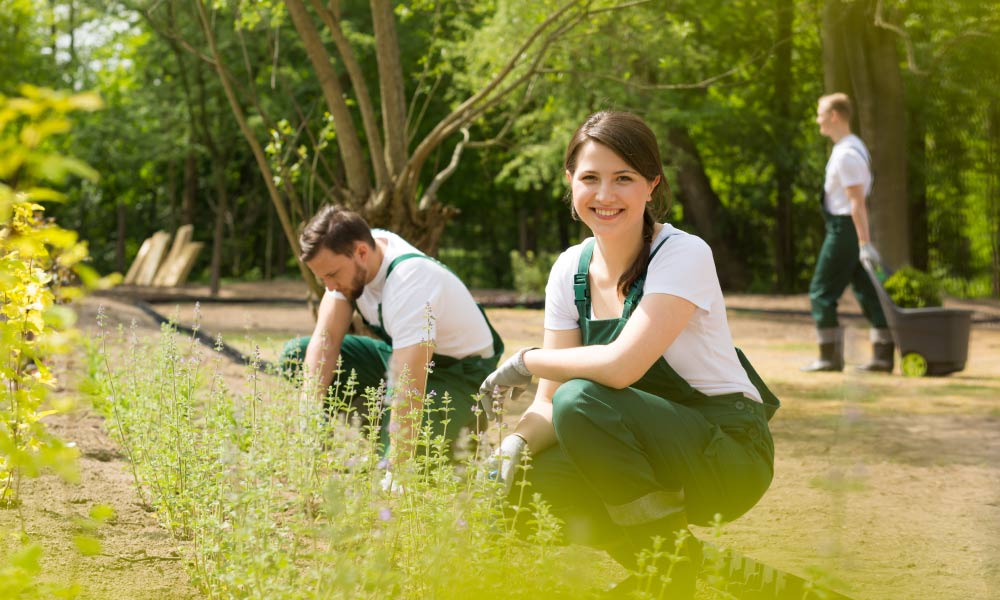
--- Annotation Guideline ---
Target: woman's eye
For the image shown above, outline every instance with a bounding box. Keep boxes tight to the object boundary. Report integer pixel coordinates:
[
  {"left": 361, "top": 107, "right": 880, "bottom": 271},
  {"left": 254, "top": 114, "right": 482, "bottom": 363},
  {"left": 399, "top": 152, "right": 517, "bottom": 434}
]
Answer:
[{"left": 617, "top": 175, "right": 633, "bottom": 182}]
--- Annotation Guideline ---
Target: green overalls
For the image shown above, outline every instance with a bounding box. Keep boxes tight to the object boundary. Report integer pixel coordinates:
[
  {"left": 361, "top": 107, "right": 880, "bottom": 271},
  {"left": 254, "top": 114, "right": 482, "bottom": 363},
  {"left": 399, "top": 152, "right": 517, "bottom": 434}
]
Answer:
[
  {"left": 809, "top": 191, "right": 887, "bottom": 329},
  {"left": 512, "top": 236, "right": 779, "bottom": 547},
  {"left": 281, "top": 253, "right": 504, "bottom": 452}
]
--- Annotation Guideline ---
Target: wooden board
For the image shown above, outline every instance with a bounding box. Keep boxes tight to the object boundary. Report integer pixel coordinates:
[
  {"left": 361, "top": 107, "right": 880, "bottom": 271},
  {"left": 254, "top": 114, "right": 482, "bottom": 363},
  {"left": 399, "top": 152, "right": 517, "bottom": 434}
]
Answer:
[
  {"left": 133, "top": 231, "right": 171, "bottom": 286},
  {"left": 153, "top": 241, "right": 204, "bottom": 287},
  {"left": 122, "top": 236, "right": 154, "bottom": 285},
  {"left": 153, "top": 225, "right": 194, "bottom": 286}
]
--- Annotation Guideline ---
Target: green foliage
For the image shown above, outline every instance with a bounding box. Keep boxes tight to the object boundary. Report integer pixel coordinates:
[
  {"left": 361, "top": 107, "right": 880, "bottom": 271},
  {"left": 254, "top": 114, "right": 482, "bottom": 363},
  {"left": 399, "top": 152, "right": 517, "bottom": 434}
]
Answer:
[
  {"left": 0, "top": 84, "right": 116, "bottom": 598},
  {"left": 884, "top": 266, "right": 942, "bottom": 308},
  {"left": 509, "top": 250, "right": 557, "bottom": 298},
  {"left": 92, "top": 319, "right": 610, "bottom": 598},
  {"left": 0, "top": 84, "right": 112, "bottom": 505},
  {"left": 6, "top": 0, "right": 998, "bottom": 295}
]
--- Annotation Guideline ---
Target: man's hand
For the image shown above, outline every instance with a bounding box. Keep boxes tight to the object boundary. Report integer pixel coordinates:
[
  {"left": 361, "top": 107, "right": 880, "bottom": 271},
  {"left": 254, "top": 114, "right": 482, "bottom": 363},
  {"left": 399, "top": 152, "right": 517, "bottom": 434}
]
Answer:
[
  {"left": 478, "top": 347, "right": 536, "bottom": 420},
  {"left": 859, "top": 242, "right": 882, "bottom": 267},
  {"left": 487, "top": 433, "right": 528, "bottom": 496}
]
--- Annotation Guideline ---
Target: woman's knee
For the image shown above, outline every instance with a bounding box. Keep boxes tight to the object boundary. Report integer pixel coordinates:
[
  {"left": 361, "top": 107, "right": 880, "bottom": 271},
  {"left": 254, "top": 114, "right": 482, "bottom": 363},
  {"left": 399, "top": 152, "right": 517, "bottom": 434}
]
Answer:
[{"left": 551, "top": 378, "right": 613, "bottom": 428}]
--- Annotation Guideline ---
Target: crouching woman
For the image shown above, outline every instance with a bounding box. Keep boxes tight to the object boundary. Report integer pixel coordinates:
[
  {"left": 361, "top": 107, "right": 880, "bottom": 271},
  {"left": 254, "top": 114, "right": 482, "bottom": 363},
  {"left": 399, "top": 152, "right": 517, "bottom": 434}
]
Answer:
[{"left": 480, "top": 111, "right": 779, "bottom": 597}]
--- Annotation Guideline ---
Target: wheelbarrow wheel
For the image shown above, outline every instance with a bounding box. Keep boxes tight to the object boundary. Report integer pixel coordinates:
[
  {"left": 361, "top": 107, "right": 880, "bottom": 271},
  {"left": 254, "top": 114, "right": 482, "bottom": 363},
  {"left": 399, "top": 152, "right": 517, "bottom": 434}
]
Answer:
[{"left": 901, "top": 352, "right": 928, "bottom": 377}]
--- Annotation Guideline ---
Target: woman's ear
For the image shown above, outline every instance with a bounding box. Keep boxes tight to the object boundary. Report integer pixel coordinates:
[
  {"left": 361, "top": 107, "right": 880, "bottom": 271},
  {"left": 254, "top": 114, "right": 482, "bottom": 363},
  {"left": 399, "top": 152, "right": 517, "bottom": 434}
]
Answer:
[
  {"left": 648, "top": 175, "right": 661, "bottom": 198},
  {"left": 565, "top": 169, "right": 573, "bottom": 184}
]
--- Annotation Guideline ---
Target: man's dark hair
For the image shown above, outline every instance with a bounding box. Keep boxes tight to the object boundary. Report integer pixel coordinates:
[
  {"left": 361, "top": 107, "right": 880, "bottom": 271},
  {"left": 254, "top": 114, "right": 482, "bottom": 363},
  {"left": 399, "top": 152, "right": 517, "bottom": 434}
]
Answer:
[{"left": 299, "top": 205, "right": 375, "bottom": 262}]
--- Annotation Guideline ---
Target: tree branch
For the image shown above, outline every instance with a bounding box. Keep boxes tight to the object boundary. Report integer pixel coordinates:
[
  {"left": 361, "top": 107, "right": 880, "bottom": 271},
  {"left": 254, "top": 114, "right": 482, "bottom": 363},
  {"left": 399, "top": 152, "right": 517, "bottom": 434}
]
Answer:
[
  {"left": 418, "top": 127, "right": 470, "bottom": 211},
  {"left": 192, "top": 0, "right": 324, "bottom": 303},
  {"left": 873, "top": 0, "right": 992, "bottom": 76},
  {"left": 402, "top": 0, "right": 593, "bottom": 207}
]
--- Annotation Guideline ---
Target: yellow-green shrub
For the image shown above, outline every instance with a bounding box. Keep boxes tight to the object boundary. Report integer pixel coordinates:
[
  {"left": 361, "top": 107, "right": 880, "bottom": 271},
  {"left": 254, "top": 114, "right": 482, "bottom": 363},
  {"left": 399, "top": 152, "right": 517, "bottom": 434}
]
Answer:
[{"left": 1, "top": 85, "right": 116, "bottom": 599}]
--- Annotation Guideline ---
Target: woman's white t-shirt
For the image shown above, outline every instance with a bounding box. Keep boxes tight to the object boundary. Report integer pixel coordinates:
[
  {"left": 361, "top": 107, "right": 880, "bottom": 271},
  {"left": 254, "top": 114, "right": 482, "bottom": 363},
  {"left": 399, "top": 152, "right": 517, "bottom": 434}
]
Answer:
[{"left": 544, "top": 224, "right": 761, "bottom": 402}]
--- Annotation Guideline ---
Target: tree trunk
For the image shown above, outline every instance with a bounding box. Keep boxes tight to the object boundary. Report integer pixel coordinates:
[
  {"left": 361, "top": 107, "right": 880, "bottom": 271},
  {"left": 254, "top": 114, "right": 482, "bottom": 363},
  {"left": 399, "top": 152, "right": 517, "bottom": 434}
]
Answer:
[
  {"left": 989, "top": 100, "right": 1000, "bottom": 297},
  {"left": 182, "top": 148, "right": 197, "bottom": 226},
  {"left": 667, "top": 126, "right": 749, "bottom": 290},
  {"left": 906, "top": 86, "right": 928, "bottom": 270},
  {"left": 209, "top": 163, "right": 227, "bottom": 296},
  {"left": 265, "top": 201, "right": 273, "bottom": 281},
  {"left": 283, "top": 0, "right": 370, "bottom": 203},
  {"left": 823, "top": 0, "right": 910, "bottom": 269},
  {"left": 370, "top": 0, "right": 408, "bottom": 174},
  {"left": 116, "top": 199, "right": 127, "bottom": 273},
  {"left": 772, "top": 0, "right": 796, "bottom": 291},
  {"left": 166, "top": 158, "right": 178, "bottom": 232}
]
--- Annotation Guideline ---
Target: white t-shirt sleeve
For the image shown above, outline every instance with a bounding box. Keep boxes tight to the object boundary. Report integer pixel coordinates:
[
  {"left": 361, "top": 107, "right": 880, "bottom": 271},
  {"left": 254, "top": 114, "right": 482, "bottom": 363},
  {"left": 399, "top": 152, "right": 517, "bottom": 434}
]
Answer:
[
  {"left": 380, "top": 261, "right": 440, "bottom": 349},
  {"left": 544, "top": 246, "right": 583, "bottom": 330},
  {"left": 837, "top": 148, "right": 870, "bottom": 189},
  {"left": 643, "top": 234, "right": 718, "bottom": 313}
]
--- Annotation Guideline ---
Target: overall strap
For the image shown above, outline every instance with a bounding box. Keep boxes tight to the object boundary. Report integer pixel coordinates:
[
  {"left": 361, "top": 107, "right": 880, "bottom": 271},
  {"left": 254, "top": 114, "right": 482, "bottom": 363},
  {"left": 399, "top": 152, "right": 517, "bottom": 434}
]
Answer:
[
  {"left": 377, "top": 252, "right": 436, "bottom": 330},
  {"left": 386, "top": 252, "right": 430, "bottom": 278},
  {"left": 846, "top": 144, "right": 874, "bottom": 198},
  {"left": 574, "top": 240, "right": 596, "bottom": 323},
  {"left": 621, "top": 233, "right": 676, "bottom": 319},
  {"left": 574, "top": 233, "right": 677, "bottom": 321}
]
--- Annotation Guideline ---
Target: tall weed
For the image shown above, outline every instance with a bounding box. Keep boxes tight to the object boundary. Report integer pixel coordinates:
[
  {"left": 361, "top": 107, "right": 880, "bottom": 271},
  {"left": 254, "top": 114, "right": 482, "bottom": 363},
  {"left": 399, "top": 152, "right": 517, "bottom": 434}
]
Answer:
[{"left": 93, "top": 318, "right": 605, "bottom": 599}]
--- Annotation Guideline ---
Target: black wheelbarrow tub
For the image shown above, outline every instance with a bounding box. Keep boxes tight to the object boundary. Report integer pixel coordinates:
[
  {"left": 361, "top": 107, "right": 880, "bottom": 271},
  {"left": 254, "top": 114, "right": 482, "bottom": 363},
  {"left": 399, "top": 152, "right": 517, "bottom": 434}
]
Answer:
[{"left": 862, "top": 260, "right": 973, "bottom": 376}]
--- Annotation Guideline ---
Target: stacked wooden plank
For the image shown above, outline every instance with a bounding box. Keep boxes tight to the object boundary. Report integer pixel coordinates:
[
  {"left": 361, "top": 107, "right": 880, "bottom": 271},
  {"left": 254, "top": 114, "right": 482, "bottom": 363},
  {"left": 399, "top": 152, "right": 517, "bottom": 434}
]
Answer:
[{"left": 123, "top": 225, "right": 204, "bottom": 287}]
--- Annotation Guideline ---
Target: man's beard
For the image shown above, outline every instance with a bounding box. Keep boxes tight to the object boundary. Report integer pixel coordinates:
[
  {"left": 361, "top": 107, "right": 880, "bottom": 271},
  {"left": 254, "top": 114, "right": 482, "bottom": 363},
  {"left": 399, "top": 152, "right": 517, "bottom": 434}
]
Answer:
[{"left": 346, "top": 261, "right": 368, "bottom": 301}]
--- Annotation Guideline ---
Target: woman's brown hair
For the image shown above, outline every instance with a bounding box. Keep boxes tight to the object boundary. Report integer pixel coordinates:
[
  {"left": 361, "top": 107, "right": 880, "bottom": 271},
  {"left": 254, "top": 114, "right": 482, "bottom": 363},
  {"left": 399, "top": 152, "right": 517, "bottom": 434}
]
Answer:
[{"left": 564, "top": 111, "right": 671, "bottom": 296}]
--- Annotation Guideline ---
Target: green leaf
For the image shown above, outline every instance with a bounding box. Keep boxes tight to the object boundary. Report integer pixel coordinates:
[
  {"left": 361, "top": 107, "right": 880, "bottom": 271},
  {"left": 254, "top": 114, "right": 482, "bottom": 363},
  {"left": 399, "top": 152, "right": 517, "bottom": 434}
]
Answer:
[
  {"left": 90, "top": 504, "right": 116, "bottom": 524},
  {"left": 73, "top": 535, "right": 103, "bottom": 557}
]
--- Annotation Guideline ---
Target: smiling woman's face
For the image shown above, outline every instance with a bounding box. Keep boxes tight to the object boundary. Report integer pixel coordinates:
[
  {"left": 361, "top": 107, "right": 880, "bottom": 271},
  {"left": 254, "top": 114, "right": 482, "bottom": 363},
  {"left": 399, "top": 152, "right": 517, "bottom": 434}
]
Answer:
[{"left": 567, "top": 140, "right": 657, "bottom": 240}]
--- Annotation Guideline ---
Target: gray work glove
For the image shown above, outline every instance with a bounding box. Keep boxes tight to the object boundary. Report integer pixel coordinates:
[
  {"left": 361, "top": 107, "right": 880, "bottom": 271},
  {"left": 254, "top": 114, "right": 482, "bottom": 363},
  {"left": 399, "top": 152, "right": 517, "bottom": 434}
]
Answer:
[
  {"left": 859, "top": 242, "right": 882, "bottom": 267},
  {"left": 478, "top": 347, "right": 537, "bottom": 421},
  {"left": 380, "top": 469, "right": 404, "bottom": 495},
  {"left": 487, "top": 433, "right": 528, "bottom": 496}
]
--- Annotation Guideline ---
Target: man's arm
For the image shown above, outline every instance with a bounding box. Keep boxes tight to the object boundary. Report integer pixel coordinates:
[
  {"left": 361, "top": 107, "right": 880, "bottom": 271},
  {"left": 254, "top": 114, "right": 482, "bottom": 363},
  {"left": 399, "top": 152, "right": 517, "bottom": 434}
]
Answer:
[
  {"left": 301, "top": 292, "right": 353, "bottom": 405},
  {"left": 385, "top": 341, "right": 433, "bottom": 466},
  {"left": 847, "top": 183, "right": 872, "bottom": 246}
]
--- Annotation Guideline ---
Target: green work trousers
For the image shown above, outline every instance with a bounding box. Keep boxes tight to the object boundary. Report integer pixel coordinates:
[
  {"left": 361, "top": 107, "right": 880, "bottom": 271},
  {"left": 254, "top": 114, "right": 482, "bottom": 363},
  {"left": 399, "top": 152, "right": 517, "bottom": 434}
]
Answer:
[
  {"left": 510, "top": 379, "right": 774, "bottom": 546},
  {"left": 280, "top": 334, "right": 487, "bottom": 451},
  {"left": 809, "top": 214, "right": 887, "bottom": 329}
]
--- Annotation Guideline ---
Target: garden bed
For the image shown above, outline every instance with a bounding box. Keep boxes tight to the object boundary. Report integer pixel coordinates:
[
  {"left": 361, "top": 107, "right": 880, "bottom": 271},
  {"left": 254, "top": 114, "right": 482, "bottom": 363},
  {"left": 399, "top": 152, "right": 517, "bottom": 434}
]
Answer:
[{"left": 5, "top": 289, "right": 999, "bottom": 599}]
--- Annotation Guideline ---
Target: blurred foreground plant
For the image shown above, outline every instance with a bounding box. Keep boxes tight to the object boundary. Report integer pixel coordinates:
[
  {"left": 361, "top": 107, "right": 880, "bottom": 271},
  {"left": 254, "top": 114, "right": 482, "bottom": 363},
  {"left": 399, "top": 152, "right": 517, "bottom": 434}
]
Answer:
[{"left": 1, "top": 85, "right": 117, "bottom": 598}]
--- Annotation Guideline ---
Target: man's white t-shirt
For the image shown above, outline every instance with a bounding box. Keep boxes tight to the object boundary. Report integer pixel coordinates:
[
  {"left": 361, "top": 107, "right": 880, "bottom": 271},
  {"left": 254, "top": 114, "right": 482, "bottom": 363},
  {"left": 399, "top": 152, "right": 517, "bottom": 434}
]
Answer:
[
  {"left": 330, "top": 230, "right": 494, "bottom": 358},
  {"left": 544, "top": 224, "right": 761, "bottom": 402},
  {"left": 824, "top": 133, "right": 872, "bottom": 216}
]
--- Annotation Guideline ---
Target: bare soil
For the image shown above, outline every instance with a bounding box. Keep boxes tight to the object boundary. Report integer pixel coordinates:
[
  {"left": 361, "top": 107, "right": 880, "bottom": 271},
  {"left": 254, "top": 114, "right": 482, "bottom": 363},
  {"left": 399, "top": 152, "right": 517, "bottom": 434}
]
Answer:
[{"left": 4, "top": 281, "right": 999, "bottom": 599}]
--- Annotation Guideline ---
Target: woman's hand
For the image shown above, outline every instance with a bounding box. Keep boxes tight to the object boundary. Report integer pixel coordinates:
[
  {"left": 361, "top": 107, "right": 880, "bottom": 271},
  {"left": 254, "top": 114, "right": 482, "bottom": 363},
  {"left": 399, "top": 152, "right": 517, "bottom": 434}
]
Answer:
[
  {"left": 487, "top": 433, "right": 528, "bottom": 495},
  {"left": 478, "top": 347, "right": 537, "bottom": 420}
]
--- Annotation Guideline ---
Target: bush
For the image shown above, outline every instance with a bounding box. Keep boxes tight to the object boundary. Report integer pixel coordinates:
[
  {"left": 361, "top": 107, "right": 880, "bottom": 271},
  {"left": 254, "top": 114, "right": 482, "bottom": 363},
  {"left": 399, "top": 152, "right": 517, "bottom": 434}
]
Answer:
[
  {"left": 509, "top": 250, "right": 557, "bottom": 298},
  {"left": 1, "top": 85, "right": 116, "bottom": 599},
  {"left": 884, "top": 266, "right": 942, "bottom": 308}
]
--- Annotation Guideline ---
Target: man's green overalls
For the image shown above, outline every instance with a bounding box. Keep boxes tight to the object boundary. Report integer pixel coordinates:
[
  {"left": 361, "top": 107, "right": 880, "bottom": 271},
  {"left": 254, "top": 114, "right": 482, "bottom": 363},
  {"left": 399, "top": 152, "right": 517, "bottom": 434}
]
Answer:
[
  {"left": 281, "top": 253, "right": 504, "bottom": 452},
  {"left": 510, "top": 235, "right": 779, "bottom": 548}
]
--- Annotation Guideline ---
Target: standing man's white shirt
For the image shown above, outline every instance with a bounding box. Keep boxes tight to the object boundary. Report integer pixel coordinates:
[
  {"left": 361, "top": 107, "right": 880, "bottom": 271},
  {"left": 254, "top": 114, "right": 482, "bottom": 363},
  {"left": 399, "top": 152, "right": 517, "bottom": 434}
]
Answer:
[
  {"left": 544, "top": 224, "right": 761, "bottom": 402},
  {"left": 328, "top": 229, "right": 493, "bottom": 359},
  {"left": 823, "top": 133, "right": 872, "bottom": 216}
]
